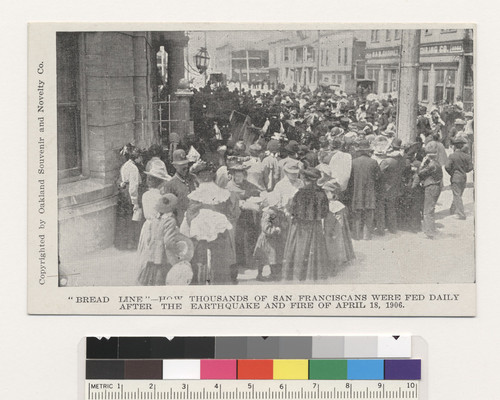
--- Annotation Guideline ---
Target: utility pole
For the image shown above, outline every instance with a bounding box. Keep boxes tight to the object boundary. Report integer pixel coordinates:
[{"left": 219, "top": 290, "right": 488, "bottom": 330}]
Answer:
[
  {"left": 396, "top": 29, "right": 421, "bottom": 144},
  {"left": 317, "top": 30, "right": 321, "bottom": 89}
]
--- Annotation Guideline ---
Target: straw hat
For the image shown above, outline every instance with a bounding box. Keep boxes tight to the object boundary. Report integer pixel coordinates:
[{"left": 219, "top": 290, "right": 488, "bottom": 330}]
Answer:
[{"left": 145, "top": 160, "right": 170, "bottom": 180}]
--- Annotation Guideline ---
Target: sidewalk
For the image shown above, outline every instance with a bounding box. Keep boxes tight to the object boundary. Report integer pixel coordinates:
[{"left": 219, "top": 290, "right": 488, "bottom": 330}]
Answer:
[{"left": 61, "top": 181, "right": 475, "bottom": 287}]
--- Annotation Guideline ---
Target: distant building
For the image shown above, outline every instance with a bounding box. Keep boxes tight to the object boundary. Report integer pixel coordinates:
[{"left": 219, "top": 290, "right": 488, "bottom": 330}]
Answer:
[
  {"left": 213, "top": 42, "right": 269, "bottom": 85},
  {"left": 268, "top": 32, "right": 318, "bottom": 90},
  {"left": 268, "top": 30, "right": 367, "bottom": 94},
  {"left": 365, "top": 28, "right": 474, "bottom": 110},
  {"left": 318, "top": 30, "right": 367, "bottom": 94}
]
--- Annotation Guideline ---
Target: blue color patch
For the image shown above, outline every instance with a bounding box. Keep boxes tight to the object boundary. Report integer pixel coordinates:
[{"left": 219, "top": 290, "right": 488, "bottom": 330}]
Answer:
[{"left": 347, "top": 359, "right": 384, "bottom": 380}]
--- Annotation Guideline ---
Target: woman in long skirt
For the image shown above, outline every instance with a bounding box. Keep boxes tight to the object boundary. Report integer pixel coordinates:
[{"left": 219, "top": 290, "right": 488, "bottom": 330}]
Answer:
[
  {"left": 283, "top": 167, "right": 329, "bottom": 281},
  {"left": 322, "top": 181, "right": 356, "bottom": 275}
]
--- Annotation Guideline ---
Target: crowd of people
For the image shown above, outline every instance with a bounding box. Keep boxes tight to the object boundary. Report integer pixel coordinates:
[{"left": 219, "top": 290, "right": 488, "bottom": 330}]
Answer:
[{"left": 114, "top": 85, "right": 474, "bottom": 286}]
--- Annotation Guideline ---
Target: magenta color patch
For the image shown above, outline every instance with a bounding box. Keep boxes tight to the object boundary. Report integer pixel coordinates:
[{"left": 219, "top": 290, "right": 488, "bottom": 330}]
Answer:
[{"left": 200, "top": 359, "right": 237, "bottom": 379}]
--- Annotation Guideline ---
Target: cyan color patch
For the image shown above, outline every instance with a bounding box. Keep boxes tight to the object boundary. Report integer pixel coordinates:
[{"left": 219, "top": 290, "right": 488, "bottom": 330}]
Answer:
[{"left": 347, "top": 359, "right": 384, "bottom": 380}]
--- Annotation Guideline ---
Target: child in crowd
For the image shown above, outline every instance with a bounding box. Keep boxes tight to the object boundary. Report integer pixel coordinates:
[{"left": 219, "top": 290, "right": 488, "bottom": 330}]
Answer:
[{"left": 253, "top": 192, "right": 287, "bottom": 281}]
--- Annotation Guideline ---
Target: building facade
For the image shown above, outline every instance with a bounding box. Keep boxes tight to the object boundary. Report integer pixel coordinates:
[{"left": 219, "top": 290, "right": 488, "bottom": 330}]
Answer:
[
  {"left": 57, "top": 31, "right": 189, "bottom": 262},
  {"left": 365, "top": 28, "right": 474, "bottom": 110},
  {"left": 318, "top": 30, "right": 367, "bottom": 94},
  {"left": 213, "top": 43, "right": 269, "bottom": 84}
]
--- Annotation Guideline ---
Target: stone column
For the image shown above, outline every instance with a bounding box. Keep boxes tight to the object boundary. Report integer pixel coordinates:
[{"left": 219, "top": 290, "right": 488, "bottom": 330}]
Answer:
[
  {"left": 170, "top": 89, "right": 193, "bottom": 144},
  {"left": 165, "top": 34, "right": 189, "bottom": 95}
]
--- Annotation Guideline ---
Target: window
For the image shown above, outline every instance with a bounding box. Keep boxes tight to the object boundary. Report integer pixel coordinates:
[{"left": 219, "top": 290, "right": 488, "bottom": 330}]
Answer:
[
  {"left": 338, "top": 48, "right": 342, "bottom": 64},
  {"left": 344, "top": 48, "right": 348, "bottom": 65},
  {"left": 386, "top": 30, "right": 391, "bottom": 41},
  {"left": 368, "top": 69, "right": 379, "bottom": 94},
  {"left": 422, "top": 70, "right": 429, "bottom": 101},
  {"left": 57, "top": 32, "right": 84, "bottom": 179},
  {"left": 371, "top": 30, "right": 379, "bottom": 42},
  {"left": 434, "top": 68, "right": 456, "bottom": 103},
  {"left": 394, "top": 30, "right": 401, "bottom": 40},
  {"left": 383, "top": 70, "right": 390, "bottom": 93},
  {"left": 284, "top": 47, "right": 289, "bottom": 62},
  {"left": 325, "top": 50, "right": 329, "bottom": 66},
  {"left": 390, "top": 70, "right": 398, "bottom": 92}
]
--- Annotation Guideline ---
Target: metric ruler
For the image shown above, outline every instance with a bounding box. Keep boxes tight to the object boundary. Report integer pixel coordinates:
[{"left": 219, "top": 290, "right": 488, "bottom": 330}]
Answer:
[
  {"left": 85, "top": 380, "right": 420, "bottom": 399},
  {"left": 81, "top": 336, "right": 426, "bottom": 400}
]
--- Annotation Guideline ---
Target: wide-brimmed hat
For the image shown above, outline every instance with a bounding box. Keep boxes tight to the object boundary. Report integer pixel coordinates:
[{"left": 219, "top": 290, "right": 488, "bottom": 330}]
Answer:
[
  {"left": 145, "top": 159, "right": 170, "bottom": 180},
  {"left": 285, "top": 140, "right": 300, "bottom": 153},
  {"left": 227, "top": 159, "right": 250, "bottom": 172},
  {"left": 357, "top": 139, "right": 372, "bottom": 151},
  {"left": 302, "top": 167, "right": 322, "bottom": 181},
  {"left": 465, "top": 112, "right": 474, "bottom": 118},
  {"left": 283, "top": 164, "right": 300, "bottom": 174},
  {"left": 454, "top": 118, "right": 466, "bottom": 125},
  {"left": 172, "top": 149, "right": 189, "bottom": 165},
  {"left": 190, "top": 160, "right": 217, "bottom": 175},
  {"left": 154, "top": 194, "right": 178, "bottom": 214},
  {"left": 249, "top": 143, "right": 262, "bottom": 153}
]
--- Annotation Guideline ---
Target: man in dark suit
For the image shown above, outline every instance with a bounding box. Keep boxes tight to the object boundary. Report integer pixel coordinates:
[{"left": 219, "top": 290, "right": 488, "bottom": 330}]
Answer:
[
  {"left": 350, "top": 139, "right": 381, "bottom": 240},
  {"left": 375, "top": 138, "right": 406, "bottom": 235},
  {"left": 445, "top": 137, "right": 473, "bottom": 220}
]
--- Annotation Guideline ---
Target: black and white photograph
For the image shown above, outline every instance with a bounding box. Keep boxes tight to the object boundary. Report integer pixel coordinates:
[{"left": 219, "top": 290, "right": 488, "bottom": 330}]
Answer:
[
  {"left": 55, "top": 28, "right": 475, "bottom": 286},
  {"left": 27, "top": 23, "right": 476, "bottom": 315}
]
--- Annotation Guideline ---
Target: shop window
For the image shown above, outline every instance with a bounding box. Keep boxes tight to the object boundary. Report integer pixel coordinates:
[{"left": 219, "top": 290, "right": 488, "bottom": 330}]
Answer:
[{"left": 57, "top": 32, "right": 84, "bottom": 180}]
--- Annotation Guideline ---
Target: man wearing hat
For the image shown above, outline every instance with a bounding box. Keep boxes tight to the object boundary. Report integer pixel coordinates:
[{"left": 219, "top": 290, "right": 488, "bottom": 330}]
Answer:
[
  {"left": 445, "top": 137, "right": 473, "bottom": 220},
  {"left": 375, "top": 138, "right": 405, "bottom": 235},
  {"left": 277, "top": 140, "right": 304, "bottom": 181},
  {"left": 159, "top": 149, "right": 197, "bottom": 226},
  {"left": 418, "top": 142, "right": 443, "bottom": 239},
  {"left": 449, "top": 118, "right": 467, "bottom": 144},
  {"left": 350, "top": 139, "right": 381, "bottom": 240}
]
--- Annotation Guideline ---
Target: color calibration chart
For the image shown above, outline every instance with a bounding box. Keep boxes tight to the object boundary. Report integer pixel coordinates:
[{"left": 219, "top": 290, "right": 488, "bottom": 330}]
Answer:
[{"left": 84, "top": 336, "right": 426, "bottom": 400}]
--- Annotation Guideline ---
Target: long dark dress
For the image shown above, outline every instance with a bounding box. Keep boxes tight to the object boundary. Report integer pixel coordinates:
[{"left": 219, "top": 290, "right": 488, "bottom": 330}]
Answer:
[
  {"left": 324, "top": 203, "right": 356, "bottom": 274},
  {"left": 283, "top": 184, "right": 330, "bottom": 281}
]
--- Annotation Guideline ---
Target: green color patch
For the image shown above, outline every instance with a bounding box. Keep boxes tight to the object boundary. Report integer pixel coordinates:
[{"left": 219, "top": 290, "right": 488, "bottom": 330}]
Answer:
[{"left": 309, "top": 360, "right": 348, "bottom": 380}]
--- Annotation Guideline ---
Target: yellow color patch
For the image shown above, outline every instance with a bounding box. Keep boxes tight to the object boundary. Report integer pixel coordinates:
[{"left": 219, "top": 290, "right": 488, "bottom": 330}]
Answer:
[{"left": 273, "top": 359, "right": 309, "bottom": 380}]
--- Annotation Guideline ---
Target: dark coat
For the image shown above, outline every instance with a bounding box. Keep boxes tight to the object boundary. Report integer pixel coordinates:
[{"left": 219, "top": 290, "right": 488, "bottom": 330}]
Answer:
[
  {"left": 379, "top": 153, "right": 405, "bottom": 199},
  {"left": 351, "top": 154, "right": 381, "bottom": 210},
  {"left": 445, "top": 150, "right": 473, "bottom": 183}
]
